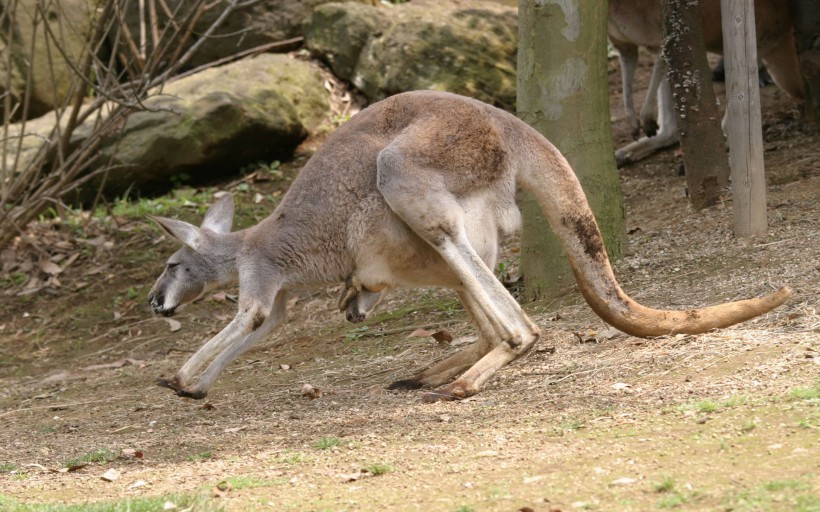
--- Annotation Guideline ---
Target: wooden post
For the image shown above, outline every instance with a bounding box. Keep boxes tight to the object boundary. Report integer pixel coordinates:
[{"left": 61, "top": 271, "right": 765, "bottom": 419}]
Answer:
[{"left": 721, "top": 0, "right": 767, "bottom": 237}]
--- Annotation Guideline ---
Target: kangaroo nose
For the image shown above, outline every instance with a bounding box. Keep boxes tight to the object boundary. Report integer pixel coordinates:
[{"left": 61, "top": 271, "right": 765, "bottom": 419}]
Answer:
[{"left": 148, "top": 292, "right": 164, "bottom": 309}]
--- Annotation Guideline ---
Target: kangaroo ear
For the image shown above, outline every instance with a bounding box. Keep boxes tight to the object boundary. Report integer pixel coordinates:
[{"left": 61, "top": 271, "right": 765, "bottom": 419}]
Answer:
[
  {"left": 148, "top": 215, "right": 202, "bottom": 250},
  {"left": 201, "top": 194, "right": 234, "bottom": 234}
]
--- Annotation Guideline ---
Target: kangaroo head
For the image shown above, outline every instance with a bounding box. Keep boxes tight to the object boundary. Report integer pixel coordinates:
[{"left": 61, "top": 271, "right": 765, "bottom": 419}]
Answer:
[{"left": 147, "top": 195, "right": 237, "bottom": 317}]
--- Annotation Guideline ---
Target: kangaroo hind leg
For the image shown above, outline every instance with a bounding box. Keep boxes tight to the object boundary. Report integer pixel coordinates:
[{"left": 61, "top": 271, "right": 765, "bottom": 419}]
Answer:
[{"left": 377, "top": 146, "right": 540, "bottom": 400}]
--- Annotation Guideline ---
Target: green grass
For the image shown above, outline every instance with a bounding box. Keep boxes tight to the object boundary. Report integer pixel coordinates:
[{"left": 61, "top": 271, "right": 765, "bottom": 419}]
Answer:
[
  {"left": 694, "top": 399, "right": 718, "bottom": 413},
  {"left": 0, "top": 494, "right": 221, "bottom": 512},
  {"left": 788, "top": 382, "right": 820, "bottom": 401},
  {"left": 365, "top": 463, "right": 392, "bottom": 476},
  {"left": 312, "top": 436, "right": 342, "bottom": 450},
  {"left": 656, "top": 493, "right": 686, "bottom": 509},
  {"left": 186, "top": 451, "right": 213, "bottom": 462},
  {"left": 273, "top": 451, "right": 306, "bottom": 464},
  {"left": 653, "top": 476, "right": 676, "bottom": 493},
  {"left": 62, "top": 448, "right": 116, "bottom": 468},
  {"left": 215, "top": 475, "right": 286, "bottom": 490}
]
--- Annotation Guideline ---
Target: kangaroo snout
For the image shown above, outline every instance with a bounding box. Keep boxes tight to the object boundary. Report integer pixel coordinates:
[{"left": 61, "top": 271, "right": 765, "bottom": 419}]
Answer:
[{"left": 148, "top": 292, "right": 176, "bottom": 317}]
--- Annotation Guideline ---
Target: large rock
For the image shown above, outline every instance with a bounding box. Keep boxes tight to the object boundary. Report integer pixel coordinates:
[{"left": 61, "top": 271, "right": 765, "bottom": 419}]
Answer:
[
  {"left": 6, "top": 54, "right": 328, "bottom": 201},
  {"left": 115, "top": 0, "right": 380, "bottom": 71},
  {"left": 0, "top": 0, "right": 95, "bottom": 120},
  {"left": 304, "top": 0, "right": 518, "bottom": 110}
]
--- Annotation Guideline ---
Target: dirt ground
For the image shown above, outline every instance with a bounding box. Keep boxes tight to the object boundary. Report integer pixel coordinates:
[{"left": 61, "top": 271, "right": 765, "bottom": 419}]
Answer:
[{"left": 0, "top": 52, "right": 818, "bottom": 512}]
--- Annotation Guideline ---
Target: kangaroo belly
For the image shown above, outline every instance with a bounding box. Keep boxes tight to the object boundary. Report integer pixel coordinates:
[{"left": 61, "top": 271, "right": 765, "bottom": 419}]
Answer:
[{"left": 347, "top": 192, "right": 518, "bottom": 290}]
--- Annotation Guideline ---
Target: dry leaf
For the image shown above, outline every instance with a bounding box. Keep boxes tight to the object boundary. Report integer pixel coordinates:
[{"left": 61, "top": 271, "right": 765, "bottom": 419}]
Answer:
[
  {"left": 610, "top": 477, "right": 637, "bottom": 486},
  {"left": 82, "top": 358, "right": 144, "bottom": 372},
  {"left": 253, "top": 193, "right": 264, "bottom": 204},
  {"left": 101, "top": 468, "right": 121, "bottom": 481},
  {"left": 120, "top": 448, "right": 143, "bottom": 459},
  {"left": 431, "top": 330, "right": 453, "bottom": 343},
  {"left": 408, "top": 328, "right": 433, "bottom": 338},
  {"left": 164, "top": 318, "right": 182, "bottom": 332},
  {"left": 129, "top": 480, "right": 147, "bottom": 489},
  {"left": 611, "top": 382, "right": 631, "bottom": 391},
  {"left": 279, "top": 364, "right": 290, "bottom": 370},
  {"left": 39, "top": 260, "right": 63, "bottom": 275},
  {"left": 224, "top": 426, "right": 246, "bottom": 434},
  {"left": 201, "top": 403, "right": 215, "bottom": 410},
  {"left": 301, "top": 383, "right": 322, "bottom": 400}
]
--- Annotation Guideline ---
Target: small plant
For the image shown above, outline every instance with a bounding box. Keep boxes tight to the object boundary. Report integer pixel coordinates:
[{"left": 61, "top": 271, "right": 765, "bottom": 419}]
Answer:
[
  {"left": 738, "top": 420, "right": 757, "bottom": 433},
  {"left": 560, "top": 418, "right": 584, "bottom": 431},
  {"left": 788, "top": 382, "right": 820, "bottom": 401},
  {"left": 187, "top": 451, "right": 213, "bottom": 462},
  {"left": 454, "top": 506, "right": 474, "bottom": 512},
  {"left": 312, "top": 437, "right": 342, "bottom": 450},
  {"left": 344, "top": 326, "right": 370, "bottom": 341},
  {"left": 365, "top": 463, "right": 392, "bottom": 476},
  {"left": 0, "top": 463, "right": 17, "bottom": 473},
  {"left": 218, "top": 475, "right": 282, "bottom": 490},
  {"left": 63, "top": 448, "right": 116, "bottom": 467},
  {"left": 656, "top": 493, "right": 686, "bottom": 509},
  {"left": 695, "top": 399, "right": 718, "bottom": 413},
  {"left": 653, "top": 476, "right": 676, "bottom": 493},
  {"left": 274, "top": 451, "right": 306, "bottom": 464}
]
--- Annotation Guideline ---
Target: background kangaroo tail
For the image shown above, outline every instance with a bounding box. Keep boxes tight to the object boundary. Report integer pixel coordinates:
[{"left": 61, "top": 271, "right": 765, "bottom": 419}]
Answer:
[{"left": 514, "top": 129, "right": 791, "bottom": 337}]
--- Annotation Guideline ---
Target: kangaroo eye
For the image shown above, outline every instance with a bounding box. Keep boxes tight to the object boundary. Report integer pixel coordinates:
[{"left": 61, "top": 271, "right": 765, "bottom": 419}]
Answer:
[{"left": 167, "top": 262, "right": 179, "bottom": 270}]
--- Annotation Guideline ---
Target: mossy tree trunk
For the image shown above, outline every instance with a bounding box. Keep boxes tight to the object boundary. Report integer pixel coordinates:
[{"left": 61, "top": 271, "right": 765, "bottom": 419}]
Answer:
[
  {"left": 517, "top": 0, "right": 625, "bottom": 301},
  {"left": 662, "top": 0, "right": 730, "bottom": 210}
]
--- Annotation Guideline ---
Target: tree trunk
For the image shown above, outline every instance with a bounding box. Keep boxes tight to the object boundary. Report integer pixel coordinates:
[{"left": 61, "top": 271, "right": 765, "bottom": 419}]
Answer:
[
  {"left": 789, "top": 0, "right": 820, "bottom": 123},
  {"left": 517, "top": 0, "right": 624, "bottom": 301},
  {"left": 661, "top": 0, "right": 731, "bottom": 210},
  {"left": 721, "top": 0, "right": 767, "bottom": 237}
]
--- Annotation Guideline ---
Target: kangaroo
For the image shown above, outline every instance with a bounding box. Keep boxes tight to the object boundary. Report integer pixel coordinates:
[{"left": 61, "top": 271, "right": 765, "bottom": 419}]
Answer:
[
  {"left": 147, "top": 90, "right": 791, "bottom": 401},
  {"left": 608, "top": 0, "right": 804, "bottom": 166}
]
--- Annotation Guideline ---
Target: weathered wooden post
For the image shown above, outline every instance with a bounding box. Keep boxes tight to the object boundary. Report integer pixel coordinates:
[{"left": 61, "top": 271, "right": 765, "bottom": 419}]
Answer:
[{"left": 720, "top": 0, "right": 767, "bottom": 237}]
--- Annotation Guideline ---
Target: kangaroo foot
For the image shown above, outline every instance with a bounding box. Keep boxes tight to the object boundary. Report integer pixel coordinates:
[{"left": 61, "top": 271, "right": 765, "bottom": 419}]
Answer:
[
  {"left": 157, "top": 376, "right": 207, "bottom": 399},
  {"left": 420, "top": 382, "right": 476, "bottom": 403}
]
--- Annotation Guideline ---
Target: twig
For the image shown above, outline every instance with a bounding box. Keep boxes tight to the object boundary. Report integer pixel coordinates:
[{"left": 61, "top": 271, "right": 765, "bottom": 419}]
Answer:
[{"left": 357, "top": 319, "right": 462, "bottom": 338}]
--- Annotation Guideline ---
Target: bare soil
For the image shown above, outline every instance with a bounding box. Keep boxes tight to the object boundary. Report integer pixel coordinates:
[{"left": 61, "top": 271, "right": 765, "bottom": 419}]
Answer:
[{"left": 1, "top": 54, "right": 818, "bottom": 511}]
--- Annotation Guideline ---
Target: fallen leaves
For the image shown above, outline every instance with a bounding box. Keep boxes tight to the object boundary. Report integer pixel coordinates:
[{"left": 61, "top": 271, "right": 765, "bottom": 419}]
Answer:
[
  {"left": 408, "top": 328, "right": 454, "bottom": 344},
  {"left": 301, "top": 383, "right": 322, "bottom": 400},
  {"left": 164, "top": 318, "right": 182, "bottom": 332}
]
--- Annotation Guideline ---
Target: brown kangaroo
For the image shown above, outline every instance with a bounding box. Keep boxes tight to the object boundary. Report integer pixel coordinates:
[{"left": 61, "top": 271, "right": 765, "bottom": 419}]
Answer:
[
  {"left": 608, "top": 0, "right": 804, "bottom": 166},
  {"left": 147, "top": 91, "right": 791, "bottom": 401}
]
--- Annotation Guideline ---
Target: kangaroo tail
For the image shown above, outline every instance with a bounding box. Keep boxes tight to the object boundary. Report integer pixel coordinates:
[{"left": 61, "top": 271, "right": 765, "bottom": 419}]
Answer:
[{"left": 515, "top": 129, "right": 791, "bottom": 337}]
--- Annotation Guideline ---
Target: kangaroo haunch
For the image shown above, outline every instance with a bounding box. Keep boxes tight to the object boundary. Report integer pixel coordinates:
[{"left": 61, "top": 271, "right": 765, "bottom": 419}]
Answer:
[{"left": 147, "top": 90, "right": 791, "bottom": 401}]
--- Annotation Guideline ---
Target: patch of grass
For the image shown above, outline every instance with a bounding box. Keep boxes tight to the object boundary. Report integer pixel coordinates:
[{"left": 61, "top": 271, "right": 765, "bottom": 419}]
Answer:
[
  {"left": 656, "top": 493, "right": 686, "bottom": 509},
  {"left": 312, "top": 436, "right": 342, "bottom": 450},
  {"left": 720, "top": 394, "right": 749, "bottom": 408},
  {"left": 695, "top": 399, "right": 718, "bottom": 413},
  {"left": 365, "top": 463, "right": 392, "bottom": 476},
  {"left": 560, "top": 419, "right": 584, "bottom": 431},
  {"left": 186, "top": 451, "right": 213, "bottom": 462},
  {"left": 762, "top": 479, "right": 810, "bottom": 492},
  {"left": 725, "top": 478, "right": 817, "bottom": 511},
  {"left": 273, "top": 451, "right": 306, "bottom": 464},
  {"left": 217, "top": 475, "right": 285, "bottom": 490},
  {"left": 653, "top": 476, "right": 676, "bottom": 493},
  {"left": 454, "top": 506, "right": 474, "bottom": 512},
  {"left": 738, "top": 420, "right": 757, "bottom": 433},
  {"left": 0, "top": 463, "right": 18, "bottom": 473},
  {"left": 62, "top": 448, "right": 116, "bottom": 468},
  {"left": 788, "top": 382, "right": 820, "bottom": 401},
  {"left": 0, "top": 493, "right": 221, "bottom": 512}
]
